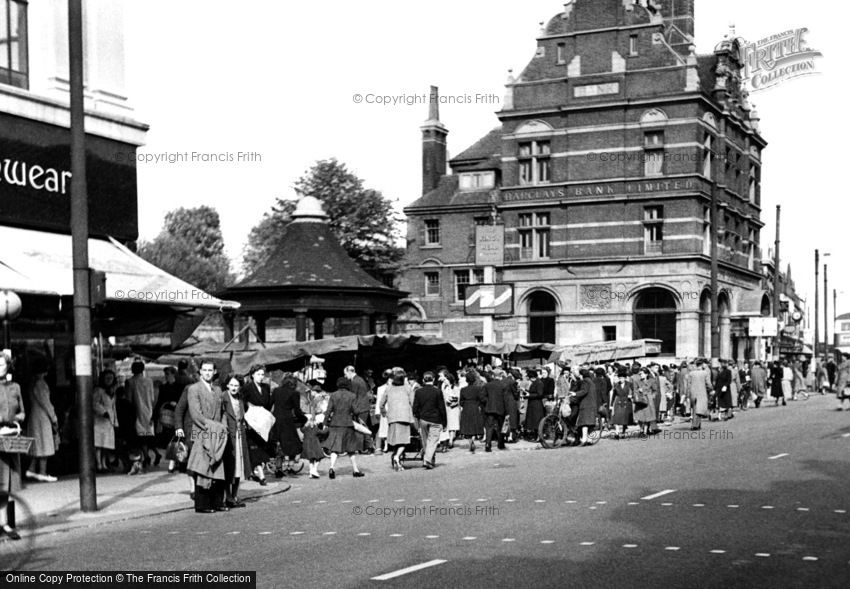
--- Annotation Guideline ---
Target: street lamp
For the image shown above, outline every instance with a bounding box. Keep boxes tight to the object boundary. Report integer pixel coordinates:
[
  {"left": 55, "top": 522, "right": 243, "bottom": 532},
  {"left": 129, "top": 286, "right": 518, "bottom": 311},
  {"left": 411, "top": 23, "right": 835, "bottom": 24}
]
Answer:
[
  {"left": 824, "top": 253, "right": 831, "bottom": 356},
  {"left": 0, "top": 289, "right": 22, "bottom": 355}
]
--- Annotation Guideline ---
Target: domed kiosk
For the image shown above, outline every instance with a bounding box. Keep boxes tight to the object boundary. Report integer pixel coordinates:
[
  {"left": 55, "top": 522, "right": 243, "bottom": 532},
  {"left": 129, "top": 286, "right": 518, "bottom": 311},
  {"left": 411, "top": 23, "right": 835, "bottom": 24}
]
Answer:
[{"left": 223, "top": 197, "right": 406, "bottom": 341}]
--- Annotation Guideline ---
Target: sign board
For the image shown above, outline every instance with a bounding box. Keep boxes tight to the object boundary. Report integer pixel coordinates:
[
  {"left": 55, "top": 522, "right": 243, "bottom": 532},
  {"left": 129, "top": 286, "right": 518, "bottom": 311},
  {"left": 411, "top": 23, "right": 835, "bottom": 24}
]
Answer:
[
  {"left": 475, "top": 225, "right": 504, "bottom": 266},
  {"left": 464, "top": 284, "right": 514, "bottom": 316},
  {"left": 839, "top": 333, "right": 850, "bottom": 345},
  {"left": 0, "top": 112, "right": 139, "bottom": 241},
  {"left": 494, "top": 318, "right": 518, "bottom": 332},
  {"left": 748, "top": 317, "right": 778, "bottom": 337}
]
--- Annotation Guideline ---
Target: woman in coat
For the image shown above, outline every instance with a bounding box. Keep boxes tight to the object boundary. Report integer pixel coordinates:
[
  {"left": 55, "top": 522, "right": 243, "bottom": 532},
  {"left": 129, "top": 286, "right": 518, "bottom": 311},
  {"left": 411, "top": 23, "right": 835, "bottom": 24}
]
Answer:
[
  {"left": 458, "top": 369, "right": 485, "bottom": 453},
  {"left": 93, "top": 370, "right": 118, "bottom": 473},
  {"left": 834, "top": 354, "right": 850, "bottom": 410},
  {"left": 301, "top": 382, "right": 328, "bottom": 478},
  {"left": 325, "top": 377, "right": 364, "bottom": 478},
  {"left": 221, "top": 374, "right": 251, "bottom": 508},
  {"left": 769, "top": 361, "right": 786, "bottom": 406},
  {"left": 240, "top": 364, "right": 273, "bottom": 485},
  {"left": 571, "top": 369, "right": 599, "bottom": 445},
  {"left": 438, "top": 371, "right": 461, "bottom": 450},
  {"left": 524, "top": 369, "right": 547, "bottom": 439},
  {"left": 380, "top": 368, "right": 415, "bottom": 468},
  {"left": 632, "top": 369, "right": 656, "bottom": 436},
  {"left": 271, "top": 375, "right": 307, "bottom": 476},
  {"left": 0, "top": 352, "right": 25, "bottom": 539},
  {"left": 610, "top": 369, "right": 633, "bottom": 436},
  {"left": 26, "top": 361, "right": 58, "bottom": 482}
]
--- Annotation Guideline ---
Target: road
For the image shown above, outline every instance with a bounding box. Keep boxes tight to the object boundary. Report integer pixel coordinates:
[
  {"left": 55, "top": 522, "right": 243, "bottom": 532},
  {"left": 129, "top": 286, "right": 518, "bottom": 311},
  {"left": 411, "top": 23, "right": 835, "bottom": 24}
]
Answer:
[{"left": 24, "top": 395, "right": 850, "bottom": 588}]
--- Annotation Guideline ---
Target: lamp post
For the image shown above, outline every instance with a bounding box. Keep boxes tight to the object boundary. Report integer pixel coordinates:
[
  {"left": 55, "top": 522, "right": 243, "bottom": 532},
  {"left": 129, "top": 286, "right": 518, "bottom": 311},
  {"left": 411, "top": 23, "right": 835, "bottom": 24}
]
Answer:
[
  {"left": 824, "top": 253, "right": 831, "bottom": 357},
  {"left": 0, "top": 290, "right": 22, "bottom": 355}
]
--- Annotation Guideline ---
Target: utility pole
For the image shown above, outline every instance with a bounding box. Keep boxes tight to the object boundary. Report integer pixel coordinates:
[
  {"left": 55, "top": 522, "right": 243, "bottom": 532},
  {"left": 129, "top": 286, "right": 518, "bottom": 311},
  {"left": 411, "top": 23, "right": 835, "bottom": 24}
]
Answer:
[
  {"left": 69, "top": 0, "right": 97, "bottom": 511},
  {"left": 814, "top": 249, "right": 819, "bottom": 357},
  {"left": 772, "top": 206, "right": 781, "bottom": 360},
  {"left": 835, "top": 288, "right": 838, "bottom": 351},
  {"left": 709, "top": 142, "right": 720, "bottom": 359},
  {"left": 824, "top": 255, "right": 830, "bottom": 356}
]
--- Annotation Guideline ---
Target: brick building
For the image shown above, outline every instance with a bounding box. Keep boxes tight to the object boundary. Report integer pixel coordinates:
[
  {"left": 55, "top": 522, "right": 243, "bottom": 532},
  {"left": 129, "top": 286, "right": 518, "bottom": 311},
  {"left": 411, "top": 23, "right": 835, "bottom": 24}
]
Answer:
[{"left": 399, "top": 0, "right": 772, "bottom": 361}]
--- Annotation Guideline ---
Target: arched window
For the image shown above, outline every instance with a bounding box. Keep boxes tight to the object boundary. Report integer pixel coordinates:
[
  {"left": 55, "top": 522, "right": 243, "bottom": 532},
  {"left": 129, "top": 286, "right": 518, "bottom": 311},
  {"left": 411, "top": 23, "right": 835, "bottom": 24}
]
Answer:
[
  {"left": 633, "top": 288, "right": 678, "bottom": 355},
  {"left": 527, "top": 291, "right": 557, "bottom": 344}
]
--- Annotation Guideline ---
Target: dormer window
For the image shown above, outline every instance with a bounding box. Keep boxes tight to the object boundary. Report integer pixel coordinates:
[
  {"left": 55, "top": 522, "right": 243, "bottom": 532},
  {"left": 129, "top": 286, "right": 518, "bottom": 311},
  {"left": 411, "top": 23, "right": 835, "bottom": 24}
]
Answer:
[
  {"left": 459, "top": 171, "right": 495, "bottom": 191},
  {"left": 0, "top": 0, "right": 28, "bottom": 89}
]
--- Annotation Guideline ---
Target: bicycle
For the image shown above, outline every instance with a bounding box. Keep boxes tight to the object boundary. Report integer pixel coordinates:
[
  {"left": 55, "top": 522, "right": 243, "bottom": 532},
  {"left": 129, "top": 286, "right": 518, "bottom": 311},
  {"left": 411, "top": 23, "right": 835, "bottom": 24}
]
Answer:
[{"left": 537, "top": 398, "right": 600, "bottom": 449}]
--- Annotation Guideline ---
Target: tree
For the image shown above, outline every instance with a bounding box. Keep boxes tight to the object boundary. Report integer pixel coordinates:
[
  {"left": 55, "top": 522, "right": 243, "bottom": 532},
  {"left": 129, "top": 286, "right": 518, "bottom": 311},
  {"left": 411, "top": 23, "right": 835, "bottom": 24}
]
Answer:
[
  {"left": 242, "top": 159, "right": 404, "bottom": 280},
  {"left": 138, "top": 206, "right": 233, "bottom": 293}
]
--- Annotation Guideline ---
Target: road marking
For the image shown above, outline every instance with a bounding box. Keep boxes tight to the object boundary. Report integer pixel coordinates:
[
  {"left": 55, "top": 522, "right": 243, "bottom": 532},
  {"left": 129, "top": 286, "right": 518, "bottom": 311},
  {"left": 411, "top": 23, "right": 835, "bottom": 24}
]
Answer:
[
  {"left": 596, "top": 501, "right": 607, "bottom": 505},
  {"left": 389, "top": 534, "right": 403, "bottom": 537},
  {"left": 168, "top": 531, "right": 180, "bottom": 535},
  {"left": 642, "top": 489, "right": 676, "bottom": 500},
  {"left": 421, "top": 499, "right": 432, "bottom": 502},
  {"left": 535, "top": 500, "right": 546, "bottom": 503},
  {"left": 580, "top": 542, "right": 595, "bottom": 546},
  {"left": 761, "top": 506, "right": 775, "bottom": 510},
  {"left": 228, "top": 531, "right": 240, "bottom": 535},
  {"left": 661, "top": 503, "right": 673, "bottom": 506},
  {"left": 393, "top": 499, "right": 405, "bottom": 503},
  {"left": 341, "top": 500, "right": 352, "bottom": 504},
  {"left": 371, "top": 559, "right": 448, "bottom": 581},
  {"left": 802, "top": 556, "right": 818, "bottom": 561},
  {"left": 627, "top": 502, "right": 639, "bottom": 506},
  {"left": 478, "top": 498, "right": 489, "bottom": 502},
  {"left": 195, "top": 531, "right": 208, "bottom": 535},
  {"left": 768, "top": 453, "right": 789, "bottom": 460},
  {"left": 290, "top": 531, "right": 305, "bottom": 536},
  {"left": 425, "top": 535, "right": 439, "bottom": 539},
  {"left": 623, "top": 544, "right": 638, "bottom": 548},
  {"left": 589, "top": 506, "right": 597, "bottom": 510},
  {"left": 693, "top": 504, "right": 705, "bottom": 507},
  {"left": 835, "top": 510, "right": 847, "bottom": 514},
  {"left": 462, "top": 536, "right": 477, "bottom": 541},
  {"left": 797, "top": 508, "right": 810, "bottom": 512},
  {"left": 540, "top": 540, "right": 555, "bottom": 544},
  {"left": 727, "top": 505, "right": 739, "bottom": 508},
  {"left": 502, "top": 538, "right": 515, "bottom": 542},
  {"left": 259, "top": 532, "right": 272, "bottom": 535},
  {"left": 665, "top": 547, "right": 681, "bottom": 551},
  {"left": 291, "top": 500, "right": 302, "bottom": 504},
  {"left": 357, "top": 532, "right": 371, "bottom": 536},
  {"left": 566, "top": 500, "right": 577, "bottom": 504},
  {"left": 710, "top": 549, "right": 726, "bottom": 554},
  {"left": 317, "top": 500, "right": 327, "bottom": 504},
  {"left": 505, "top": 499, "right": 516, "bottom": 502},
  {"left": 323, "top": 532, "right": 336, "bottom": 535},
  {"left": 842, "top": 433, "right": 850, "bottom": 438},
  {"left": 368, "top": 499, "right": 379, "bottom": 503},
  {"left": 755, "top": 553, "right": 770, "bottom": 557}
]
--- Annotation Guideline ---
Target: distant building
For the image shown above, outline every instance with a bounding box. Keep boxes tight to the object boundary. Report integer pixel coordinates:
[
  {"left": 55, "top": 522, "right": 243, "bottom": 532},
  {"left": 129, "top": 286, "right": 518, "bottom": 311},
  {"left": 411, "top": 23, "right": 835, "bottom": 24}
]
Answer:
[
  {"left": 834, "top": 313, "right": 850, "bottom": 355},
  {"left": 400, "top": 0, "right": 768, "bottom": 360}
]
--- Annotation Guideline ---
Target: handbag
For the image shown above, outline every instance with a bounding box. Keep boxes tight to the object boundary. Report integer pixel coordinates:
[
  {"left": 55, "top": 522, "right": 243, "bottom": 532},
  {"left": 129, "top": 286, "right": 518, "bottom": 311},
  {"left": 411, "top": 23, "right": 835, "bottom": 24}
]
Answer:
[
  {"left": 245, "top": 404, "right": 276, "bottom": 442},
  {"left": 165, "top": 436, "right": 188, "bottom": 463},
  {"left": 352, "top": 419, "right": 371, "bottom": 435}
]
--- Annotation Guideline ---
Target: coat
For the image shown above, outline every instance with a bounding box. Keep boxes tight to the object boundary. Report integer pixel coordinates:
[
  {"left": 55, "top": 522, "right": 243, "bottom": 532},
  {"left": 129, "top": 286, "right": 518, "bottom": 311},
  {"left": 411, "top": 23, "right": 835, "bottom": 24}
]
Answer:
[
  {"left": 835, "top": 360, "right": 850, "bottom": 400},
  {"left": 222, "top": 391, "right": 252, "bottom": 481},
  {"left": 483, "top": 378, "right": 508, "bottom": 417},
  {"left": 413, "top": 384, "right": 447, "bottom": 427},
  {"left": 174, "top": 388, "right": 194, "bottom": 440},
  {"left": 503, "top": 377, "right": 519, "bottom": 430},
  {"left": 185, "top": 381, "right": 227, "bottom": 484},
  {"left": 93, "top": 387, "right": 117, "bottom": 450},
  {"left": 241, "top": 380, "right": 274, "bottom": 466},
  {"left": 770, "top": 365, "right": 784, "bottom": 398},
  {"left": 380, "top": 384, "right": 414, "bottom": 424},
  {"left": 458, "top": 383, "right": 485, "bottom": 436},
  {"left": 611, "top": 381, "right": 633, "bottom": 426},
  {"left": 272, "top": 383, "right": 307, "bottom": 457},
  {"left": 715, "top": 368, "right": 732, "bottom": 409},
  {"left": 633, "top": 379, "right": 656, "bottom": 424},
  {"left": 126, "top": 374, "right": 157, "bottom": 437},
  {"left": 687, "top": 368, "right": 712, "bottom": 417},
  {"left": 27, "top": 378, "right": 57, "bottom": 457},
  {"left": 0, "top": 380, "right": 25, "bottom": 494},
  {"left": 750, "top": 365, "right": 767, "bottom": 396},
  {"left": 572, "top": 377, "right": 599, "bottom": 427},
  {"left": 525, "top": 379, "right": 547, "bottom": 431}
]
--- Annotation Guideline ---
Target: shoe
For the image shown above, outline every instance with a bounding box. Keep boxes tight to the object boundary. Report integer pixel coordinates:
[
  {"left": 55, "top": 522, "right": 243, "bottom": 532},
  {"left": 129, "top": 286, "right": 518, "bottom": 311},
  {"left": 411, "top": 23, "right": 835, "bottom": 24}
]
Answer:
[
  {"left": 194, "top": 508, "right": 216, "bottom": 514},
  {"left": 353, "top": 471, "right": 365, "bottom": 478},
  {"left": 154, "top": 453, "right": 162, "bottom": 467},
  {"left": 258, "top": 478, "right": 268, "bottom": 486},
  {"left": 423, "top": 462, "right": 433, "bottom": 470},
  {"left": 215, "top": 506, "right": 230, "bottom": 512},
  {"left": 275, "top": 469, "right": 285, "bottom": 479},
  {"left": 309, "top": 473, "right": 319, "bottom": 479},
  {"left": 328, "top": 468, "right": 335, "bottom": 479},
  {"left": 43, "top": 474, "right": 58, "bottom": 482},
  {"left": 485, "top": 447, "right": 492, "bottom": 453},
  {"left": 1, "top": 526, "right": 21, "bottom": 540},
  {"left": 25, "top": 470, "right": 37, "bottom": 480},
  {"left": 225, "top": 500, "right": 247, "bottom": 508}
]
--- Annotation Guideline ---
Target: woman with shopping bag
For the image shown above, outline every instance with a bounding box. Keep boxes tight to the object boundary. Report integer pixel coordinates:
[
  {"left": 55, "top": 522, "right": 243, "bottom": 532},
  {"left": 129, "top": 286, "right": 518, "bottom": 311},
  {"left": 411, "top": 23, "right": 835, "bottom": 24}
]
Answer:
[{"left": 240, "top": 365, "right": 274, "bottom": 485}]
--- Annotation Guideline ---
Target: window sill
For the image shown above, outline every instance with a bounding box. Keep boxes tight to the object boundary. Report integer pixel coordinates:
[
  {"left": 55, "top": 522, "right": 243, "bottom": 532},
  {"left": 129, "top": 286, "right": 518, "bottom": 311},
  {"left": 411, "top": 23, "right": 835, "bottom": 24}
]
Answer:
[{"left": 420, "top": 244, "right": 443, "bottom": 249}]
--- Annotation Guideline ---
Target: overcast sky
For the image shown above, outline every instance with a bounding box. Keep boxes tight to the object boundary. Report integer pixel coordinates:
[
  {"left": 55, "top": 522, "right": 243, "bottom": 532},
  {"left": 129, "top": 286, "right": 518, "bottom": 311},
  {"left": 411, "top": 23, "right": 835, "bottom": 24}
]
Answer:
[{"left": 123, "top": 0, "right": 844, "bottom": 323}]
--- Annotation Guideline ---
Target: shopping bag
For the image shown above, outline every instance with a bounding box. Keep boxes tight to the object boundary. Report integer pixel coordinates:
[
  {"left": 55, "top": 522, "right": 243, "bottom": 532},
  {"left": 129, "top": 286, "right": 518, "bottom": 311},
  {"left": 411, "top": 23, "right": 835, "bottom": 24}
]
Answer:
[
  {"left": 245, "top": 404, "right": 276, "bottom": 442},
  {"left": 165, "top": 436, "right": 188, "bottom": 463},
  {"left": 352, "top": 419, "right": 371, "bottom": 435}
]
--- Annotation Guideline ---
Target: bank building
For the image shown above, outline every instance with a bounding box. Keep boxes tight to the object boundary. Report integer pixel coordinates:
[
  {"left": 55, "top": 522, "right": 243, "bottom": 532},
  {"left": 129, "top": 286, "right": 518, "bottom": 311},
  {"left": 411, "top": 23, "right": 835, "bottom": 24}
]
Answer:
[{"left": 399, "top": 0, "right": 773, "bottom": 361}]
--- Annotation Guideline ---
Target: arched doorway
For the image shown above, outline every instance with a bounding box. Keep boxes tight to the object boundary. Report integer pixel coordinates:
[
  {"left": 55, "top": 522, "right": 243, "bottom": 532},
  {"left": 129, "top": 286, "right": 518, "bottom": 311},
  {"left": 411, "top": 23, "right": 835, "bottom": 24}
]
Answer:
[
  {"left": 528, "top": 291, "right": 557, "bottom": 344},
  {"left": 633, "top": 288, "right": 678, "bottom": 355},
  {"left": 699, "top": 290, "right": 711, "bottom": 357}
]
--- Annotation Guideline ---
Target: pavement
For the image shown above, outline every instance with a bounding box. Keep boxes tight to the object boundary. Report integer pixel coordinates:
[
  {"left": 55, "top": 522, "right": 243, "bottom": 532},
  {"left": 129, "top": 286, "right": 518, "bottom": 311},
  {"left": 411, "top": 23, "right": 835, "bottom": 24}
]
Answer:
[
  {"left": 17, "top": 466, "right": 292, "bottom": 537},
  {"left": 15, "top": 397, "right": 850, "bottom": 587}
]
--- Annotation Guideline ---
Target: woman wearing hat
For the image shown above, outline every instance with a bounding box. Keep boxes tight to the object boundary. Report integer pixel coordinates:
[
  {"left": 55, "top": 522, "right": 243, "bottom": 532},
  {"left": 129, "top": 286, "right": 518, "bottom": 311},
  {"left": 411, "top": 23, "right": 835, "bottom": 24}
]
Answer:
[
  {"left": 610, "top": 369, "right": 633, "bottom": 437},
  {"left": 324, "top": 377, "right": 364, "bottom": 479}
]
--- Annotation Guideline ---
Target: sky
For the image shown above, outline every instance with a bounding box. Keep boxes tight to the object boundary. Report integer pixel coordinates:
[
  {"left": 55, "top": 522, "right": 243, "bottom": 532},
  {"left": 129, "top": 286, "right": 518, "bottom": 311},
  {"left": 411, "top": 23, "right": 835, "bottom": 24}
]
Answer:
[{"left": 122, "top": 1, "right": 845, "bottom": 326}]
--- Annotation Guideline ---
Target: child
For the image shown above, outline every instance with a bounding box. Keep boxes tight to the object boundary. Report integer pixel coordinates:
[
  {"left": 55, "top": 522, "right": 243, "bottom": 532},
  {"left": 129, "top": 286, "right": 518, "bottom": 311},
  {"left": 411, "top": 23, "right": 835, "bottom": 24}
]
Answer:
[{"left": 301, "top": 381, "right": 327, "bottom": 479}]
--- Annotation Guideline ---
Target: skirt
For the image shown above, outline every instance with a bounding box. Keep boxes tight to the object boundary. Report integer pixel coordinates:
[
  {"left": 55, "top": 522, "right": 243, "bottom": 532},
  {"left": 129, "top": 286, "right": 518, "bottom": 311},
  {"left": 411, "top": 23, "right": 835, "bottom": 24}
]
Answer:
[
  {"left": 0, "top": 453, "right": 22, "bottom": 493},
  {"left": 386, "top": 422, "right": 411, "bottom": 446},
  {"left": 246, "top": 428, "right": 272, "bottom": 467},
  {"left": 277, "top": 420, "right": 303, "bottom": 458},
  {"left": 324, "top": 426, "right": 359, "bottom": 454},
  {"left": 301, "top": 425, "right": 325, "bottom": 461},
  {"left": 611, "top": 399, "right": 633, "bottom": 426},
  {"left": 459, "top": 405, "right": 484, "bottom": 437}
]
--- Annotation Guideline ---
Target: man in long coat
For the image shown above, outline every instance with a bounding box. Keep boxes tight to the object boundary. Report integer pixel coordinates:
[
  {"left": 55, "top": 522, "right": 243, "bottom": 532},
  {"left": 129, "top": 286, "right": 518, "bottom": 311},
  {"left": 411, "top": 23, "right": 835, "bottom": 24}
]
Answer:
[
  {"left": 750, "top": 361, "right": 767, "bottom": 408},
  {"left": 482, "top": 370, "right": 509, "bottom": 451},
  {"left": 186, "top": 360, "right": 228, "bottom": 513},
  {"left": 687, "top": 360, "right": 713, "bottom": 430}
]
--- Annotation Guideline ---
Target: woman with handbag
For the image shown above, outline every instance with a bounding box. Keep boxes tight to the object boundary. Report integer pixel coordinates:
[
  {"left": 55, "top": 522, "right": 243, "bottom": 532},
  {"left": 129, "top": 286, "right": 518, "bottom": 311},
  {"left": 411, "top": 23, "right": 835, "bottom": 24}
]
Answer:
[
  {"left": 438, "top": 371, "right": 460, "bottom": 451},
  {"left": 25, "top": 359, "right": 58, "bottom": 482},
  {"left": 380, "top": 368, "right": 414, "bottom": 469},
  {"left": 241, "top": 365, "right": 273, "bottom": 485},
  {"left": 610, "top": 369, "right": 633, "bottom": 437},
  {"left": 0, "top": 352, "right": 26, "bottom": 539},
  {"left": 632, "top": 369, "right": 656, "bottom": 436},
  {"left": 93, "top": 370, "right": 119, "bottom": 473},
  {"left": 301, "top": 382, "right": 327, "bottom": 479},
  {"left": 271, "top": 375, "right": 307, "bottom": 476}
]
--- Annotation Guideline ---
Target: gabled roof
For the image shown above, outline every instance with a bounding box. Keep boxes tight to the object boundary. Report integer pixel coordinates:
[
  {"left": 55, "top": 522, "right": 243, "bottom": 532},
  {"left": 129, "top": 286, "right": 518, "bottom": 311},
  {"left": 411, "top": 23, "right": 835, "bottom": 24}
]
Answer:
[
  {"left": 404, "top": 175, "right": 494, "bottom": 211},
  {"left": 450, "top": 126, "right": 502, "bottom": 165}
]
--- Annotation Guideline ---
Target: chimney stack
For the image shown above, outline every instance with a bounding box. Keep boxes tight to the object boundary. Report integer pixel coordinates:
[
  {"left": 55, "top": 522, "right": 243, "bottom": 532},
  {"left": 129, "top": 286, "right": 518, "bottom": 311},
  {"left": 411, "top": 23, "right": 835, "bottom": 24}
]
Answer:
[{"left": 421, "top": 85, "right": 448, "bottom": 196}]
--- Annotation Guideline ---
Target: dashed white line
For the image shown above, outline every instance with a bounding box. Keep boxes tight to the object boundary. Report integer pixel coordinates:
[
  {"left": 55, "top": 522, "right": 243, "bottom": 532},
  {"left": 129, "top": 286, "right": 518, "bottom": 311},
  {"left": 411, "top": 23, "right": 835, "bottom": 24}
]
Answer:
[
  {"left": 291, "top": 500, "right": 302, "bottom": 504},
  {"left": 317, "top": 500, "right": 327, "bottom": 504},
  {"left": 627, "top": 502, "right": 639, "bottom": 506},
  {"left": 755, "top": 553, "right": 770, "bottom": 558},
  {"left": 357, "top": 532, "right": 371, "bottom": 537},
  {"left": 589, "top": 506, "right": 597, "bottom": 510},
  {"left": 768, "top": 453, "right": 789, "bottom": 460},
  {"left": 368, "top": 499, "right": 379, "bottom": 503},
  {"left": 727, "top": 505, "right": 739, "bottom": 508},
  {"left": 462, "top": 536, "right": 477, "bottom": 541},
  {"left": 341, "top": 500, "right": 352, "bottom": 504},
  {"left": 323, "top": 532, "right": 337, "bottom": 536},
  {"left": 290, "top": 531, "right": 305, "bottom": 536},
  {"left": 642, "top": 489, "right": 676, "bottom": 500},
  {"left": 580, "top": 542, "right": 595, "bottom": 546},
  {"left": 835, "top": 510, "right": 847, "bottom": 514},
  {"left": 389, "top": 534, "right": 403, "bottom": 537},
  {"left": 693, "top": 504, "right": 705, "bottom": 507},
  {"left": 195, "top": 531, "right": 208, "bottom": 535},
  {"left": 425, "top": 535, "right": 439, "bottom": 539},
  {"left": 535, "top": 500, "right": 546, "bottom": 503},
  {"left": 761, "top": 506, "right": 775, "bottom": 510},
  {"left": 505, "top": 499, "right": 516, "bottom": 503},
  {"left": 623, "top": 544, "right": 638, "bottom": 548},
  {"left": 565, "top": 500, "right": 577, "bottom": 504},
  {"left": 502, "top": 538, "right": 515, "bottom": 542},
  {"left": 665, "top": 547, "right": 681, "bottom": 551},
  {"left": 797, "top": 508, "right": 810, "bottom": 512},
  {"left": 228, "top": 531, "right": 240, "bottom": 535},
  {"left": 448, "top": 498, "right": 460, "bottom": 502},
  {"left": 540, "top": 540, "right": 555, "bottom": 544},
  {"left": 421, "top": 499, "right": 432, "bottom": 502},
  {"left": 710, "top": 549, "right": 726, "bottom": 554},
  {"left": 393, "top": 499, "right": 405, "bottom": 503},
  {"left": 802, "top": 556, "right": 818, "bottom": 561},
  {"left": 842, "top": 433, "right": 850, "bottom": 438},
  {"left": 259, "top": 532, "right": 272, "bottom": 535},
  {"left": 371, "top": 559, "right": 448, "bottom": 581},
  {"left": 477, "top": 498, "right": 488, "bottom": 502},
  {"left": 661, "top": 502, "right": 673, "bottom": 506},
  {"left": 596, "top": 501, "right": 607, "bottom": 505}
]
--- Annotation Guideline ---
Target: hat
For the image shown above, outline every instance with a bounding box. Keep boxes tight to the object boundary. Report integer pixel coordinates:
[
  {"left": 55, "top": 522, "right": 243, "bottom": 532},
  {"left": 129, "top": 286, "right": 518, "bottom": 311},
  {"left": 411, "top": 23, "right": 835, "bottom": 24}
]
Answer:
[{"left": 336, "top": 377, "right": 350, "bottom": 390}]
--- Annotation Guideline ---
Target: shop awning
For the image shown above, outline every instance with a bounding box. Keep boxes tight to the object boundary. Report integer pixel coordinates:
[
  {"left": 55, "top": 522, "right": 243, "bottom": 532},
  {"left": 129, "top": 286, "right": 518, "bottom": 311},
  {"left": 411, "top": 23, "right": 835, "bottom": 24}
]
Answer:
[{"left": 0, "top": 225, "right": 238, "bottom": 310}]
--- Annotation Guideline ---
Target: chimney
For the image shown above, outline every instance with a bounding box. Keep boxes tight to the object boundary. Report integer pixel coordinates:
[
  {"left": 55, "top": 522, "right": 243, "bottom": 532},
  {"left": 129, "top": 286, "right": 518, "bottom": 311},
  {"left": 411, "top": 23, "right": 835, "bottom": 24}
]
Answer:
[{"left": 421, "top": 85, "right": 448, "bottom": 196}]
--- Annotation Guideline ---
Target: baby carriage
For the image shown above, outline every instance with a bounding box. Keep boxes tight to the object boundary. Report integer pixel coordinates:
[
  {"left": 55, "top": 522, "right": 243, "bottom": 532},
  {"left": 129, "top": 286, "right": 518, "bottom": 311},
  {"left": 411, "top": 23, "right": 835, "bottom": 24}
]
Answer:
[{"left": 396, "top": 423, "right": 424, "bottom": 467}]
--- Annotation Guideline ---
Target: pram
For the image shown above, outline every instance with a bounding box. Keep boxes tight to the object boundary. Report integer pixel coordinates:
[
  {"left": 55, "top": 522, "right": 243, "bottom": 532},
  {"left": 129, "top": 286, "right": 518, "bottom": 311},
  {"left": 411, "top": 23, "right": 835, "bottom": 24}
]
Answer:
[{"left": 395, "top": 423, "right": 424, "bottom": 467}]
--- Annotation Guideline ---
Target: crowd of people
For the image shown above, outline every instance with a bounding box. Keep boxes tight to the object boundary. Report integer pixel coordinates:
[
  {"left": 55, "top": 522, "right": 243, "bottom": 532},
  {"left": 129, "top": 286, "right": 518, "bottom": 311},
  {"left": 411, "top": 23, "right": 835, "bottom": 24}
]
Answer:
[{"left": 2, "top": 349, "right": 849, "bottom": 522}]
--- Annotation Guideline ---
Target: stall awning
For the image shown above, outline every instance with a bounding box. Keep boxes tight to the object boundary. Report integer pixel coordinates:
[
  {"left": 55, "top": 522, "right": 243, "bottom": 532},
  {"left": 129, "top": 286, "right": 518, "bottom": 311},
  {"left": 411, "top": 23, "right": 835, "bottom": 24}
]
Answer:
[{"left": 0, "top": 225, "right": 238, "bottom": 310}]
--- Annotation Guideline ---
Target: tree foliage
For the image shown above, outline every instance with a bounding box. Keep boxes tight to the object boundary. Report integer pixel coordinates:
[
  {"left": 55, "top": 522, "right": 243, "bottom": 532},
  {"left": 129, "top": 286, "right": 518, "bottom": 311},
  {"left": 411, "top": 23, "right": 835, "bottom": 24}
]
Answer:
[
  {"left": 138, "top": 206, "right": 233, "bottom": 293},
  {"left": 242, "top": 159, "right": 404, "bottom": 280}
]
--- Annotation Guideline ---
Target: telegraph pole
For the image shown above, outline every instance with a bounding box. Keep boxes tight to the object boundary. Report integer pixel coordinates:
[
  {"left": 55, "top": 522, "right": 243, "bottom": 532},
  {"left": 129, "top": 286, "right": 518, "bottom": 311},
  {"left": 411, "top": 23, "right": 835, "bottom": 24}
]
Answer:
[
  {"left": 69, "top": 0, "right": 97, "bottom": 511},
  {"left": 814, "top": 250, "right": 819, "bottom": 357},
  {"left": 772, "top": 206, "right": 781, "bottom": 360},
  {"left": 824, "top": 257, "right": 830, "bottom": 356}
]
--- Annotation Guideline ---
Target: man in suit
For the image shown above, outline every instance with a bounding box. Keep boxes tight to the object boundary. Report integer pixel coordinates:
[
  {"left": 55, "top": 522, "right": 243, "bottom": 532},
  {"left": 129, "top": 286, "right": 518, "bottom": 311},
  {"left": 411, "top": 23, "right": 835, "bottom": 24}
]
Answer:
[
  {"left": 186, "top": 360, "right": 228, "bottom": 514},
  {"left": 716, "top": 359, "right": 733, "bottom": 420},
  {"left": 482, "top": 369, "right": 509, "bottom": 451},
  {"left": 412, "top": 372, "right": 446, "bottom": 469}
]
